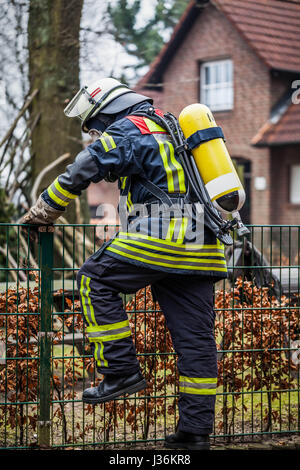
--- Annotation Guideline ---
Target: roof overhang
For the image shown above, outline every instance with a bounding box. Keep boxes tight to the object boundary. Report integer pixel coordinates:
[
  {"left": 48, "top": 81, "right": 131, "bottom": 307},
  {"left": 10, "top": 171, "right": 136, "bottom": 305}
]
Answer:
[{"left": 252, "top": 92, "right": 300, "bottom": 148}]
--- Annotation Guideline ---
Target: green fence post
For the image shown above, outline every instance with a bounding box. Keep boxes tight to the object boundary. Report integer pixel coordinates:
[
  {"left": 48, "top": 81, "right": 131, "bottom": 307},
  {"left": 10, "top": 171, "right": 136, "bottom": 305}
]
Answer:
[{"left": 38, "top": 227, "right": 54, "bottom": 448}]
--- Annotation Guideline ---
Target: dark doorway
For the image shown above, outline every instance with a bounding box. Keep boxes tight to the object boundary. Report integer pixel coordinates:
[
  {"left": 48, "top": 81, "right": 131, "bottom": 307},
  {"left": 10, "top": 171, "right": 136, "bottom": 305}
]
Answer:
[{"left": 232, "top": 157, "right": 251, "bottom": 225}]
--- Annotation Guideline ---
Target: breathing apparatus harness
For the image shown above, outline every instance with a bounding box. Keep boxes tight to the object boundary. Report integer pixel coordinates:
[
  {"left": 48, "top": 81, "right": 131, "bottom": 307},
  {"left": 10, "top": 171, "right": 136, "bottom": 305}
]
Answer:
[{"left": 128, "top": 106, "right": 249, "bottom": 246}]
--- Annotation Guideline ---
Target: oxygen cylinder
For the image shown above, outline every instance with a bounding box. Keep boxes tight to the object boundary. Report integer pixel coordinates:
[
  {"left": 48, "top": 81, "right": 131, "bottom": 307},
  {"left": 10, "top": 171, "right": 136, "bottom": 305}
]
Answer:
[{"left": 179, "top": 103, "right": 245, "bottom": 214}]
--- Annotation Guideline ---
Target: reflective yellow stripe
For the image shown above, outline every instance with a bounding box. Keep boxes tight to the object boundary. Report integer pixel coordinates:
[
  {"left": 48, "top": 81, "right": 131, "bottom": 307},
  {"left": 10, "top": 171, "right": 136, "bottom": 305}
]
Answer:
[
  {"left": 99, "top": 342, "right": 108, "bottom": 367},
  {"left": 87, "top": 320, "right": 130, "bottom": 333},
  {"left": 155, "top": 136, "right": 186, "bottom": 193},
  {"left": 94, "top": 343, "right": 108, "bottom": 368},
  {"left": 47, "top": 178, "right": 79, "bottom": 207},
  {"left": 127, "top": 191, "right": 134, "bottom": 212},
  {"left": 144, "top": 118, "right": 166, "bottom": 133},
  {"left": 100, "top": 132, "right": 117, "bottom": 152},
  {"left": 100, "top": 136, "right": 109, "bottom": 152},
  {"left": 94, "top": 330, "right": 131, "bottom": 342},
  {"left": 53, "top": 178, "right": 77, "bottom": 200},
  {"left": 120, "top": 176, "right": 128, "bottom": 190},
  {"left": 158, "top": 140, "right": 174, "bottom": 192},
  {"left": 94, "top": 343, "right": 100, "bottom": 366},
  {"left": 180, "top": 377, "right": 217, "bottom": 384},
  {"left": 119, "top": 177, "right": 133, "bottom": 211},
  {"left": 178, "top": 217, "right": 188, "bottom": 243},
  {"left": 80, "top": 276, "right": 90, "bottom": 325},
  {"left": 107, "top": 243, "right": 227, "bottom": 271},
  {"left": 112, "top": 240, "right": 226, "bottom": 264},
  {"left": 112, "top": 239, "right": 224, "bottom": 263},
  {"left": 179, "top": 376, "right": 218, "bottom": 395},
  {"left": 85, "top": 277, "right": 96, "bottom": 326},
  {"left": 88, "top": 321, "right": 131, "bottom": 367},
  {"left": 115, "top": 237, "right": 224, "bottom": 257},
  {"left": 166, "top": 141, "right": 186, "bottom": 193},
  {"left": 79, "top": 275, "right": 96, "bottom": 327},
  {"left": 47, "top": 186, "right": 69, "bottom": 207},
  {"left": 179, "top": 387, "right": 217, "bottom": 395},
  {"left": 166, "top": 217, "right": 188, "bottom": 243},
  {"left": 119, "top": 176, "right": 133, "bottom": 213},
  {"left": 118, "top": 231, "right": 224, "bottom": 250},
  {"left": 216, "top": 238, "right": 224, "bottom": 249},
  {"left": 166, "top": 218, "right": 176, "bottom": 241},
  {"left": 87, "top": 320, "right": 132, "bottom": 342},
  {"left": 103, "top": 132, "right": 117, "bottom": 149}
]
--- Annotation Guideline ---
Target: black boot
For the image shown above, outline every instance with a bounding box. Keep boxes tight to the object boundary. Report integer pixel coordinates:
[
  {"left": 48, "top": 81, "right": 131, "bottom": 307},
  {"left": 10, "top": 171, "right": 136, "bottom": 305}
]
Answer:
[
  {"left": 82, "top": 370, "right": 147, "bottom": 404},
  {"left": 165, "top": 430, "right": 210, "bottom": 450}
]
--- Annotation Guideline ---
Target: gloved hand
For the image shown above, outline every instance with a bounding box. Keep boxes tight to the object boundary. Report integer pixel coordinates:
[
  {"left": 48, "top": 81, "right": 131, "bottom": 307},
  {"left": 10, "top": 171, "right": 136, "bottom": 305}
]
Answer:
[{"left": 20, "top": 195, "right": 64, "bottom": 225}]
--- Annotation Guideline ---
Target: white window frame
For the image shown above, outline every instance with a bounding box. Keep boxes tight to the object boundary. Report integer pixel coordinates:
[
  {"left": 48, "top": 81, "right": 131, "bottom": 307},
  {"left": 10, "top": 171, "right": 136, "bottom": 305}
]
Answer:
[
  {"left": 200, "top": 59, "right": 234, "bottom": 112},
  {"left": 290, "top": 165, "right": 300, "bottom": 204}
]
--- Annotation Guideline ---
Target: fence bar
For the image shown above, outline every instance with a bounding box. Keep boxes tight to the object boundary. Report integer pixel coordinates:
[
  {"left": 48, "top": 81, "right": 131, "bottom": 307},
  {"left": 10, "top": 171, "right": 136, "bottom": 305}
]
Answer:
[
  {"left": 38, "top": 229, "right": 54, "bottom": 448},
  {"left": 1, "top": 223, "right": 300, "bottom": 449}
]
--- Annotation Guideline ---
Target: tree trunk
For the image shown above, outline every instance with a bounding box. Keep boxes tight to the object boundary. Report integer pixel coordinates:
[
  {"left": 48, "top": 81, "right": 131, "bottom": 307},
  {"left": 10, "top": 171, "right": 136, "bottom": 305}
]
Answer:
[{"left": 28, "top": 0, "right": 90, "bottom": 222}]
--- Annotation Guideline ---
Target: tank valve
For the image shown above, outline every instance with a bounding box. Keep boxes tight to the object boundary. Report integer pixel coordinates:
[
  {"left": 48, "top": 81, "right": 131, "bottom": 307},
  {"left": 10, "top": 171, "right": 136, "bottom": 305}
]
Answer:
[{"left": 231, "top": 211, "right": 250, "bottom": 237}]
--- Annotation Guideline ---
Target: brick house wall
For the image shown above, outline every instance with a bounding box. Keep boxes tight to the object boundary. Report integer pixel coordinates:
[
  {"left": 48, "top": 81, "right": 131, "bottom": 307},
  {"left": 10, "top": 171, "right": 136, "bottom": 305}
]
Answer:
[
  {"left": 271, "top": 146, "right": 300, "bottom": 224},
  {"left": 153, "top": 3, "right": 273, "bottom": 224}
]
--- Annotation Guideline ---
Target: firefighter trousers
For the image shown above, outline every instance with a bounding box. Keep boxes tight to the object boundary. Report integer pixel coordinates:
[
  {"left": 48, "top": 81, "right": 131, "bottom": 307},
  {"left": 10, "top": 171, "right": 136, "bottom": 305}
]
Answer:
[{"left": 77, "top": 252, "right": 218, "bottom": 435}]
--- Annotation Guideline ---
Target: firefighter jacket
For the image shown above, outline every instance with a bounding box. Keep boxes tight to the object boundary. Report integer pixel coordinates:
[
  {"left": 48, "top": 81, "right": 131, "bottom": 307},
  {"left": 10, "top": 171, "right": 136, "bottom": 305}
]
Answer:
[{"left": 42, "top": 102, "right": 227, "bottom": 280}]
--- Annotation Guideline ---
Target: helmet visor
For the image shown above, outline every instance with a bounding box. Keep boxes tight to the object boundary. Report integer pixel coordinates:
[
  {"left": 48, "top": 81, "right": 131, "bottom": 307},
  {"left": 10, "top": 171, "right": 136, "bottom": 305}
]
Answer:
[{"left": 64, "top": 87, "right": 96, "bottom": 119}]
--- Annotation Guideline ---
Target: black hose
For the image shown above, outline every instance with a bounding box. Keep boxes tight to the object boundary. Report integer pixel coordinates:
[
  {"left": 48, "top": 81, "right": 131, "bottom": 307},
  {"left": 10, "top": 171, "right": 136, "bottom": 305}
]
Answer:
[
  {"left": 161, "top": 112, "right": 228, "bottom": 231},
  {"left": 128, "top": 109, "right": 231, "bottom": 237}
]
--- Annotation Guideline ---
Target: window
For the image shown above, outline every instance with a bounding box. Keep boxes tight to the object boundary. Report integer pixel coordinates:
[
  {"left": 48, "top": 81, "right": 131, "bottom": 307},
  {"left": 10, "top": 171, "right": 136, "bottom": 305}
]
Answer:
[
  {"left": 200, "top": 59, "right": 233, "bottom": 111},
  {"left": 290, "top": 165, "right": 300, "bottom": 204}
]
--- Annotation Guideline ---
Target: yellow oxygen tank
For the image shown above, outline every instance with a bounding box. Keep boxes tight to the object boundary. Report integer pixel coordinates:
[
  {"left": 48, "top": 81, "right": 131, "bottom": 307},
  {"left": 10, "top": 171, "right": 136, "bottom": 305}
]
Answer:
[{"left": 179, "top": 103, "right": 245, "bottom": 214}]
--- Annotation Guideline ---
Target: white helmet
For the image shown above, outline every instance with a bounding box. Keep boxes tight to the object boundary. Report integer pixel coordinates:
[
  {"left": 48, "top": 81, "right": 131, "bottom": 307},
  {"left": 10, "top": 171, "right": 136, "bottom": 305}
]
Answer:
[{"left": 64, "top": 77, "right": 152, "bottom": 132}]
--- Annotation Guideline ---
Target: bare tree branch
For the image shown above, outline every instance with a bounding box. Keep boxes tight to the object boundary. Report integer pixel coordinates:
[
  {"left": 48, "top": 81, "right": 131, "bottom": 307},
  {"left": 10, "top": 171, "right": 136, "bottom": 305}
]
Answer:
[
  {"left": 0, "top": 89, "right": 38, "bottom": 149},
  {"left": 30, "top": 152, "right": 70, "bottom": 204}
]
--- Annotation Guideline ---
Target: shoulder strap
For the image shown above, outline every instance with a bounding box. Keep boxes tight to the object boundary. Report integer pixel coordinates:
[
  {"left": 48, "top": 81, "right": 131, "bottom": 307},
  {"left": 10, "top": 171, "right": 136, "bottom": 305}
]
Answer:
[
  {"left": 187, "top": 127, "right": 225, "bottom": 150},
  {"left": 131, "top": 175, "right": 174, "bottom": 207}
]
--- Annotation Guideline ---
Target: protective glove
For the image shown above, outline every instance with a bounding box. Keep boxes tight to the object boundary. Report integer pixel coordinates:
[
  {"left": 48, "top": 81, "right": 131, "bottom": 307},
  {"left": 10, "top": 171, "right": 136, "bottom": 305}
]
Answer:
[{"left": 20, "top": 195, "right": 64, "bottom": 225}]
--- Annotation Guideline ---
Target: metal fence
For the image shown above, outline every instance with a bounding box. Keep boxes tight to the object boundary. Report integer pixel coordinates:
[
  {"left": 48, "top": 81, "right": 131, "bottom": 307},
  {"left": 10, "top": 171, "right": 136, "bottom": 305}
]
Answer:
[{"left": 0, "top": 223, "right": 299, "bottom": 449}]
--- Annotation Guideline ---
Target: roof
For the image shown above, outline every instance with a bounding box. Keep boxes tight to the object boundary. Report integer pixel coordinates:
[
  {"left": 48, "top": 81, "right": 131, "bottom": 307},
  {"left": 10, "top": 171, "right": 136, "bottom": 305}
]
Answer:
[
  {"left": 214, "top": 0, "right": 300, "bottom": 74},
  {"left": 252, "top": 94, "right": 300, "bottom": 146},
  {"left": 137, "top": 0, "right": 300, "bottom": 88}
]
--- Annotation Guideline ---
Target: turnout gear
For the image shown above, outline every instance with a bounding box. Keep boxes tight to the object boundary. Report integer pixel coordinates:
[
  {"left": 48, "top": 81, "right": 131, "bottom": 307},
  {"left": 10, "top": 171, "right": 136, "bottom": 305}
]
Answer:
[
  {"left": 82, "top": 370, "right": 147, "bottom": 404},
  {"left": 88, "top": 104, "right": 227, "bottom": 277},
  {"left": 164, "top": 430, "right": 210, "bottom": 451},
  {"left": 64, "top": 77, "right": 152, "bottom": 132},
  {"left": 23, "top": 78, "right": 239, "bottom": 435},
  {"left": 77, "top": 252, "right": 218, "bottom": 435},
  {"left": 42, "top": 100, "right": 228, "bottom": 278}
]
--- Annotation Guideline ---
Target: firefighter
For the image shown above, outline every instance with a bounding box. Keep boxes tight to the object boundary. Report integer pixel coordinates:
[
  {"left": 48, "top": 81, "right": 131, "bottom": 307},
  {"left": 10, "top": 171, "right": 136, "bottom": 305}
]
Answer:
[{"left": 21, "top": 78, "right": 227, "bottom": 450}]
